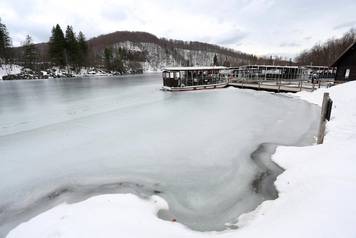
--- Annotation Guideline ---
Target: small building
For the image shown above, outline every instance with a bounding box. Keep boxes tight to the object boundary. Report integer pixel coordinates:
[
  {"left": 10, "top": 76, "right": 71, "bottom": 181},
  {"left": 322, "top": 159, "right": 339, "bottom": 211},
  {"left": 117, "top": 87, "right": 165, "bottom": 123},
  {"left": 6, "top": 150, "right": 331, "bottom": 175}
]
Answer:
[{"left": 331, "top": 41, "right": 356, "bottom": 81}]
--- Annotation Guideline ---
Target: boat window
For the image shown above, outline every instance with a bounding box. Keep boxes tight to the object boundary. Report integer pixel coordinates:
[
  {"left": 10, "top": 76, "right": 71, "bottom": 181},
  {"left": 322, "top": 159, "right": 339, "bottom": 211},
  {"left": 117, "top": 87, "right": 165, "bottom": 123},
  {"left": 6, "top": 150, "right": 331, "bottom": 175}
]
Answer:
[
  {"left": 175, "top": 72, "right": 180, "bottom": 78},
  {"left": 170, "top": 72, "right": 174, "bottom": 78}
]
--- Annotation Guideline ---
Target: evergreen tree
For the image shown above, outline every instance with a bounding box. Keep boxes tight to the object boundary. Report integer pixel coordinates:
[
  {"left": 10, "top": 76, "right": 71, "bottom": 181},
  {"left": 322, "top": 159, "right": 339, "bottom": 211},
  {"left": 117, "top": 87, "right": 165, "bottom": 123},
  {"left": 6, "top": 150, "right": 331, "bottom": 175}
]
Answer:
[
  {"left": 22, "top": 35, "right": 38, "bottom": 70},
  {"left": 104, "top": 47, "right": 113, "bottom": 70},
  {"left": 65, "top": 25, "right": 79, "bottom": 67},
  {"left": 223, "top": 57, "right": 231, "bottom": 67},
  {"left": 77, "top": 31, "right": 88, "bottom": 67},
  {"left": 48, "top": 24, "right": 66, "bottom": 66},
  {"left": 0, "top": 18, "right": 11, "bottom": 64},
  {"left": 213, "top": 54, "right": 219, "bottom": 66},
  {"left": 113, "top": 49, "right": 125, "bottom": 73}
]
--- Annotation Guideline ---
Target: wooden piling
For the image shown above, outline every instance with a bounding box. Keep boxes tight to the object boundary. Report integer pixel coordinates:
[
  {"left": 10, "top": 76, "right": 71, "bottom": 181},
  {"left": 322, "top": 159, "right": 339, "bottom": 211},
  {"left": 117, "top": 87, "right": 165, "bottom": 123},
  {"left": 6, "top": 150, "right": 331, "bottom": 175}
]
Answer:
[{"left": 317, "top": 92, "right": 331, "bottom": 144}]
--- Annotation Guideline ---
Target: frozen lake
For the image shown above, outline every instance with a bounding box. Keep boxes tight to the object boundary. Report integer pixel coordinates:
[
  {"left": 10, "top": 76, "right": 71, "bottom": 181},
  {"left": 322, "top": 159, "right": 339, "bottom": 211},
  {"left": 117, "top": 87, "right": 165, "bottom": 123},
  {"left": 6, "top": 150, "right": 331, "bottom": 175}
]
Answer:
[{"left": 0, "top": 74, "right": 320, "bottom": 236}]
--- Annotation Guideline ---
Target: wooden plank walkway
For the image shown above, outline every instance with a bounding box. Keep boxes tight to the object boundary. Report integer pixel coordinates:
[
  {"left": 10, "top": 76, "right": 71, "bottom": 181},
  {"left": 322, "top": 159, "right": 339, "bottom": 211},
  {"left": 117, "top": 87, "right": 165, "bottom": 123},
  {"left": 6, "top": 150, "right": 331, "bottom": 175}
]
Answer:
[
  {"left": 228, "top": 82, "right": 314, "bottom": 93},
  {"left": 162, "top": 80, "right": 335, "bottom": 93}
]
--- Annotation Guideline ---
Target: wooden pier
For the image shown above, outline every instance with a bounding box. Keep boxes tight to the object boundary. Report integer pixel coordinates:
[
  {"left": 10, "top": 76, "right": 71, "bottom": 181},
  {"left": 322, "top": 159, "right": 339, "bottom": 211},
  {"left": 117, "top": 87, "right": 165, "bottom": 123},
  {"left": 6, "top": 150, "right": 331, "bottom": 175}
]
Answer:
[
  {"left": 228, "top": 79, "right": 335, "bottom": 93},
  {"left": 163, "top": 80, "right": 334, "bottom": 93},
  {"left": 161, "top": 65, "right": 336, "bottom": 93},
  {"left": 228, "top": 81, "right": 312, "bottom": 93}
]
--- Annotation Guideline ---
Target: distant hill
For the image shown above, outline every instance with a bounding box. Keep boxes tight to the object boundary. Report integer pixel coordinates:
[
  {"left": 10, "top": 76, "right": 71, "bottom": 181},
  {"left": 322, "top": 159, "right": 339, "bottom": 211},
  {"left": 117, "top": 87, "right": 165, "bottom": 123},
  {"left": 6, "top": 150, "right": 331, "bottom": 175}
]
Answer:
[
  {"left": 87, "top": 31, "right": 269, "bottom": 70},
  {"left": 12, "top": 31, "right": 288, "bottom": 71}
]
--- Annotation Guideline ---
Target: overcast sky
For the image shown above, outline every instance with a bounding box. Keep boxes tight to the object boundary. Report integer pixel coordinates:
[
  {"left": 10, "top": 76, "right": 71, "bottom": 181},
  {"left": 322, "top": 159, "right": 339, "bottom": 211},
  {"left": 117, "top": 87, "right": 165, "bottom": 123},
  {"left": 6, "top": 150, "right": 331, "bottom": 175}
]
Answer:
[{"left": 1, "top": 0, "right": 356, "bottom": 58}]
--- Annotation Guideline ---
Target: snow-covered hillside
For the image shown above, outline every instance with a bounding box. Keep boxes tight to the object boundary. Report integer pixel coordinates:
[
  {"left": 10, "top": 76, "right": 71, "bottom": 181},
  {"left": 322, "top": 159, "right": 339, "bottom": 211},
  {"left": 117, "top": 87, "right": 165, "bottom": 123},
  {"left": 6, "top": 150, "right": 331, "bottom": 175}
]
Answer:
[
  {"left": 6, "top": 81, "right": 356, "bottom": 238},
  {"left": 105, "top": 40, "right": 241, "bottom": 71}
]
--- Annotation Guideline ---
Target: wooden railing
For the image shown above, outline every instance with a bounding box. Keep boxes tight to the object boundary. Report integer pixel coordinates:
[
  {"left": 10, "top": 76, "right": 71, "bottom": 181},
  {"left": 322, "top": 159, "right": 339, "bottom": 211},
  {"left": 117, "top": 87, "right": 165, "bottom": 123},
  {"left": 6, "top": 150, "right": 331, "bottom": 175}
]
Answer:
[{"left": 228, "top": 77, "right": 336, "bottom": 93}]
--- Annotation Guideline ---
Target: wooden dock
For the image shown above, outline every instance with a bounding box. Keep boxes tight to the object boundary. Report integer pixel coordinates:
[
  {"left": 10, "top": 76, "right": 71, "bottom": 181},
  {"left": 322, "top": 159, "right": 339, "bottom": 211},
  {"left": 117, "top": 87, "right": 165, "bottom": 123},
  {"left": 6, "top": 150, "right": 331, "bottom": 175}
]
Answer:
[
  {"left": 161, "top": 65, "right": 336, "bottom": 94},
  {"left": 227, "top": 78, "right": 336, "bottom": 93},
  {"left": 162, "top": 79, "right": 335, "bottom": 93},
  {"left": 228, "top": 82, "right": 313, "bottom": 93}
]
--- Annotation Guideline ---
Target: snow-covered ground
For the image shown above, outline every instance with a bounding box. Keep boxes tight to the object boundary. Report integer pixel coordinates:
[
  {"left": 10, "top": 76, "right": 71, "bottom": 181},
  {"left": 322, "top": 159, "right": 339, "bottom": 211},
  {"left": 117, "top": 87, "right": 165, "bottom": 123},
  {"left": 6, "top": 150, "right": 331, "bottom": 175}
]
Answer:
[
  {"left": 0, "top": 64, "right": 132, "bottom": 80},
  {"left": 4, "top": 78, "right": 356, "bottom": 238},
  {"left": 0, "top": 65, "right": 22, "bottom": 79}
]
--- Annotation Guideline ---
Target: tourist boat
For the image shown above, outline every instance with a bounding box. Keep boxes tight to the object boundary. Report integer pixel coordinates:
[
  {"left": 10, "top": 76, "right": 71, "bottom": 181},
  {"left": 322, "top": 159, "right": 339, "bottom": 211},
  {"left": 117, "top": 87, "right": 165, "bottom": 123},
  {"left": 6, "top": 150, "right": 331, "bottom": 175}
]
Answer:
[{"left": 161, "top": 66, "right": 230, "bottom": 91}]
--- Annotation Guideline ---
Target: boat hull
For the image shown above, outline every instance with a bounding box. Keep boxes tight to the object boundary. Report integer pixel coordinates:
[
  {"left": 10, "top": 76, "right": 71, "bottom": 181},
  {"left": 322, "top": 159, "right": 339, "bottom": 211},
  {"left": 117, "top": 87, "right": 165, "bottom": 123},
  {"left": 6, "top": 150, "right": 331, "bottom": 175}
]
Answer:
[{"left": 161, "top": 83, "right": 228, "bottom": 91}]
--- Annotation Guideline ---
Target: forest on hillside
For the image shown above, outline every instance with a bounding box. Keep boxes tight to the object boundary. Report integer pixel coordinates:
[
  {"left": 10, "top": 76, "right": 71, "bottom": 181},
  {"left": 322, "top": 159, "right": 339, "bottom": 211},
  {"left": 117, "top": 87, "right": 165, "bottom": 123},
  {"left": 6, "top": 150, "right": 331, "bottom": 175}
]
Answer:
[
  {"left": 2, "top": 16, "right": 355, "bottom": 73},
  {"left": 295, "top": 29, "right": 356, "bottom": 66},
  {"left": 87, "top": 31, "right": 290, "bottom": 66},
  {"left": 1, "top": 18, "right": 290, "bottom": 73}
]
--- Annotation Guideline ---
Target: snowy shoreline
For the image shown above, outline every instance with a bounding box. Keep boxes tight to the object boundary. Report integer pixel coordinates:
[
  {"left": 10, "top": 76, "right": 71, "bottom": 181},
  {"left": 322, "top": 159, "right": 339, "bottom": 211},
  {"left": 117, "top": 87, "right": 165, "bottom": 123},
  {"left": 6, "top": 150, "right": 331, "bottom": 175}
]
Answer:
[
  {"left": 237, "top": 81, "right": 356, "bottom": 237},
  {"left": 0, "top": 138, "right": 285, "bottom": 237},
  {"left": 5, "top": 81, "right": 356, "bottom": 238},
  {"left": 0, "top": 65, "right": 155, "bottom": 80}
]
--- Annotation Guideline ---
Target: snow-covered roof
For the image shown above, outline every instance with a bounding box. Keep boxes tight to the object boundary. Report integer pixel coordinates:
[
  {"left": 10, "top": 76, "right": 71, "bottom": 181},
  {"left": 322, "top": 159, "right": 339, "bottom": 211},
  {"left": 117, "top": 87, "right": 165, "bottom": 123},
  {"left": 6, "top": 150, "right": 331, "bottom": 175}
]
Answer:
[{"left": 163, "top": 66, "right": 227, "bottom": 71}]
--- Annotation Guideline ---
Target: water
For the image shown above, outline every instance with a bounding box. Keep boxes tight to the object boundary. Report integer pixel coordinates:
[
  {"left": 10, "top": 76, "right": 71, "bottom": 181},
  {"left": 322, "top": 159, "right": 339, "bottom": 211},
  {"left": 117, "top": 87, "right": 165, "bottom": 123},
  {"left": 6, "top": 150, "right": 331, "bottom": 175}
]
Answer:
[{"left": 0, "top": 74, "right": 320, "bottom": 236}]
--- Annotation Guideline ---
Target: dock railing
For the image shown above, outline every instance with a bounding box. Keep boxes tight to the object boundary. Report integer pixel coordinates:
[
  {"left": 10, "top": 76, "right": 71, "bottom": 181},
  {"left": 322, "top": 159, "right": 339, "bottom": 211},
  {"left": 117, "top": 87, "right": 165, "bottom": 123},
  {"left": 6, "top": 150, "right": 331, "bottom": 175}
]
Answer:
[
  {"left": 229, "top": 74, "right": 335, "bottom": 93},
  {"left": 227, "top": 65, "right": 336, "bottom": 93}
]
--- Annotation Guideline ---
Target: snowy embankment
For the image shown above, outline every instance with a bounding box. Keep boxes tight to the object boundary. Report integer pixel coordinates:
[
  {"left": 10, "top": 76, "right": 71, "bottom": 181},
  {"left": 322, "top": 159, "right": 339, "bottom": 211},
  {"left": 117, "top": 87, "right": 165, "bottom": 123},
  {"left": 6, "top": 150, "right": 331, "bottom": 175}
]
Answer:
[
  {"left": 0, "top": 65, "right": 22, "bottom": 79},
  {"left": 7, "top": 81, "right": 356, "bottom": 238}
]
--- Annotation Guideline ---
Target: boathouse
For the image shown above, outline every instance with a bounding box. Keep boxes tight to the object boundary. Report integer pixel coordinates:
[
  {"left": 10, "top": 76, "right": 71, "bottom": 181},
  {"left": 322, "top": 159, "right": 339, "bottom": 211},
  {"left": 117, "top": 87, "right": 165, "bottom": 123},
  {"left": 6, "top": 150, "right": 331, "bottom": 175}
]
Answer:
[{"left": 331, "top": 41, "right": 356, "bottom": 81}]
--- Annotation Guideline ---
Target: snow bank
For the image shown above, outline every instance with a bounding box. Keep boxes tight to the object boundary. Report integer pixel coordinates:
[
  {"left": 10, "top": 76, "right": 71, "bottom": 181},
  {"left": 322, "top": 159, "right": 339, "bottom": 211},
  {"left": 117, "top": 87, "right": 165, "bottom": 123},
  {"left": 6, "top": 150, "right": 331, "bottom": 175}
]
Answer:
[
  {"left": 236, "top": 81, "right": 356, "bottom": 238},
  {"left": 7, "top": 81, "right": 356, "bottom": 238},
  {"left": 0, "top": 65, "right": 22, "bottom": 79}
]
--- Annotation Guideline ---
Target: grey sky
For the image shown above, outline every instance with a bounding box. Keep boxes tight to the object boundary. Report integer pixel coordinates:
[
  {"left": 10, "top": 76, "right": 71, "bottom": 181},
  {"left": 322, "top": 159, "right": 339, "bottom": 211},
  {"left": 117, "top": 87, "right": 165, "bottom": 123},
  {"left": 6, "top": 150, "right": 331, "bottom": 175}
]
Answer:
[{"left": 1, "top": 0, "right": 356, "bottom": 58}]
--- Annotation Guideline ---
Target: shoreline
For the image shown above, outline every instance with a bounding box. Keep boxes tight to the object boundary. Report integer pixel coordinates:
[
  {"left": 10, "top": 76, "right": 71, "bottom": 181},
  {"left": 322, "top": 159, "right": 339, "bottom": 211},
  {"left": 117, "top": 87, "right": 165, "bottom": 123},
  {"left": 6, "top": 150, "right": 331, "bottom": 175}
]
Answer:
[
  {"left": 1, "top": 64, "right": 162, "bottom": 81},
  {"left": 236, "top": 81, "right": 356, "bottom": 238}
]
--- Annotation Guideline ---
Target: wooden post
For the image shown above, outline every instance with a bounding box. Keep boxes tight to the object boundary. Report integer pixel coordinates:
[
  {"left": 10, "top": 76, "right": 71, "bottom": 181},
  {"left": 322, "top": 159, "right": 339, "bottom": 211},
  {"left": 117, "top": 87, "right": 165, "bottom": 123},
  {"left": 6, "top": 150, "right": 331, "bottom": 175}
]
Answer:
[
  {"left": 299, "top": 80, "right": 303, "bottom": 91},
  {"left": 317, "top": 92, "right": 330, "bottom": 144},
  {"left": 258, "top": 80, "right": 261, "bottom": 89}
]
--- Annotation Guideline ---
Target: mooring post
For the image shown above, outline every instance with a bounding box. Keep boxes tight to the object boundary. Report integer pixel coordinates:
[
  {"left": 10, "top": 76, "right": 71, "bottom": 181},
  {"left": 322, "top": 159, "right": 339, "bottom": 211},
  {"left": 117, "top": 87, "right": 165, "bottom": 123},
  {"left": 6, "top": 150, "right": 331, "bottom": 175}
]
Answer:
[
  {"left": 299, "top": 80, "right": 303, "bottom": 91},
  {"left": 317, "top": 92, "right": 332, "bottom": 144}
]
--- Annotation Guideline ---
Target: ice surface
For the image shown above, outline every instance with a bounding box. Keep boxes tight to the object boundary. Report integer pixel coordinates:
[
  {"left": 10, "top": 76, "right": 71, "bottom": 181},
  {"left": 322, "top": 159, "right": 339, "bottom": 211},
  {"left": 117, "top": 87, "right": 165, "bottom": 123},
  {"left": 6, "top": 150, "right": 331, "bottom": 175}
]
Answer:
[{"left": 0, "top": 74, "right": 320, "bottom": 236}]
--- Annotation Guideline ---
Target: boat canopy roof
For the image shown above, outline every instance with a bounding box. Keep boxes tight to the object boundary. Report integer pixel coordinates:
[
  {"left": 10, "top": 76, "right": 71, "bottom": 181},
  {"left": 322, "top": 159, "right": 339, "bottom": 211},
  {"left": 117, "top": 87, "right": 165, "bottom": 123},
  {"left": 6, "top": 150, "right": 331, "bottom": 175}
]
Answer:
[
  {"left": 163, "top": 66, "right": 227, "bottom": 71},
  {"left": 237, "top": 65, "right": 300, "bottom": 69},
  {"left": 304, "top": 65, "right": 333, "bottom": 69}
]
